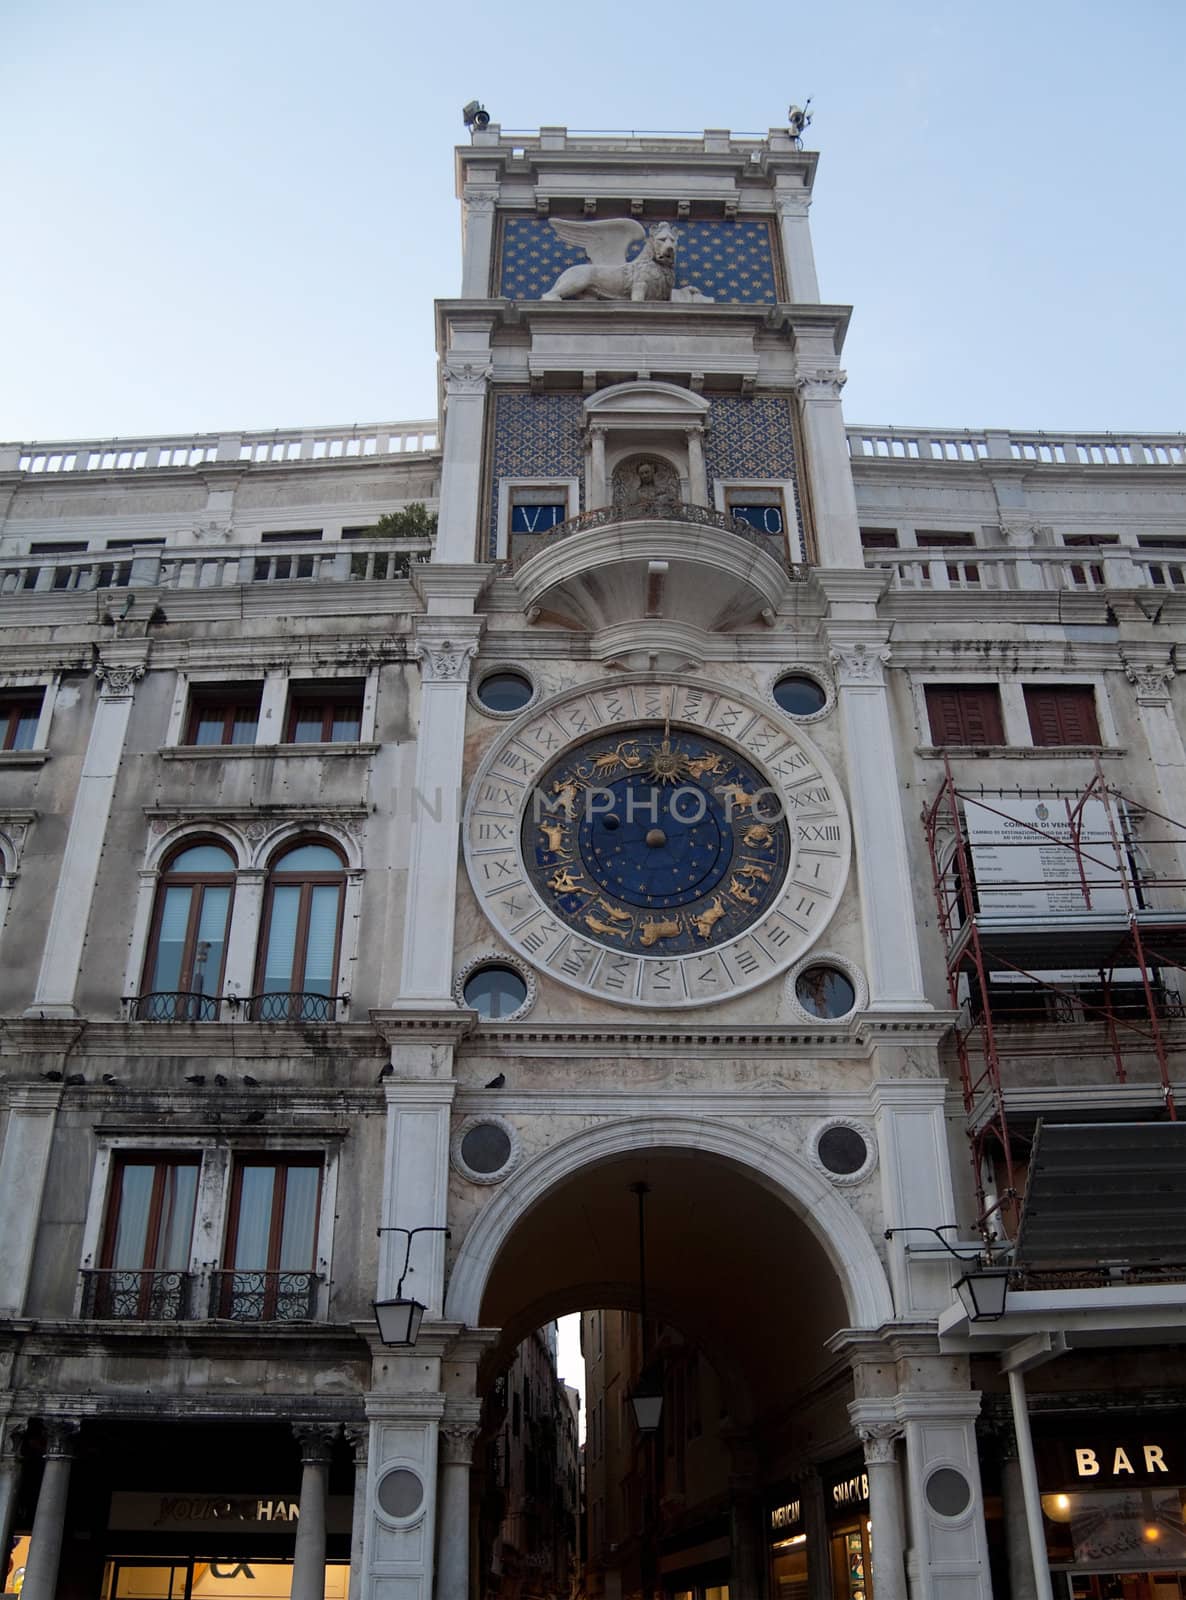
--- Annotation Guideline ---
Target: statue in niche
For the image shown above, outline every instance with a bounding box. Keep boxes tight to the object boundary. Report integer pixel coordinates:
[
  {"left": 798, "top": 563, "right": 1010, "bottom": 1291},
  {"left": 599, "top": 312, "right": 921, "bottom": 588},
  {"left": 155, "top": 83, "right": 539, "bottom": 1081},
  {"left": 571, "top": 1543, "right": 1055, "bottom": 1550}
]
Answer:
[
  {"left": 612, "top": 455, "right": 681, "bottom": 517},
  {"left": 541, "top": 218, "right": 712, "bottom": 304}
]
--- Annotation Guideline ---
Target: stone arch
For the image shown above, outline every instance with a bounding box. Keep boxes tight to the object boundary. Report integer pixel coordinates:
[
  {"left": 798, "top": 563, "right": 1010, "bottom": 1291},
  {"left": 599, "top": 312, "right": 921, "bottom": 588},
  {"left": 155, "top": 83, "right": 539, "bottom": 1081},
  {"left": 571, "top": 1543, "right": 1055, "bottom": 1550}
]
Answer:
[
  {"left": 444, "top": 1113, "right": 894, "bottom": 1330},
  {"left": 145, "top": 821, "right": 248, "bottom": 872},
  {"left": 248, "top": 818, "right": 362, "bottom": 871}
]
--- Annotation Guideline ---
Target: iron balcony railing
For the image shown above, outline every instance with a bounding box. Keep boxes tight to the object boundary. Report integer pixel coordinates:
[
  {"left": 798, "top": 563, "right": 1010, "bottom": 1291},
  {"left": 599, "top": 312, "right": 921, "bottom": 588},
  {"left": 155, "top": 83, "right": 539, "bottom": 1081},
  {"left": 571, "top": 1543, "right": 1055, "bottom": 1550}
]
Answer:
[
  {"left": 211, "top": 1270, "right": 322, "bottom": 1322},
  {"left": 510, "top": 500, "right": 804, "bottom": 577},
  {"left": 241, "top": 991, "right": 346, "bottom": 1022},
  {"left": 81, "top": 1268, "right": 194, "bottom": 1321},
  {"left": 128, "top": 990, "right": 220, "bottom": 1023}
]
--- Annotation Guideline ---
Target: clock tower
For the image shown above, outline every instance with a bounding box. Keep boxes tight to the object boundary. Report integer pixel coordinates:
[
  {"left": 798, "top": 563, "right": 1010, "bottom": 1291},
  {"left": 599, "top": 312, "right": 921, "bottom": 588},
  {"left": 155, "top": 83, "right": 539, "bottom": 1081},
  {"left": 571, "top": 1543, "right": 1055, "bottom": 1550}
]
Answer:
[{"left": 365, "top": 120, "right": 990, "bottom": 1600}]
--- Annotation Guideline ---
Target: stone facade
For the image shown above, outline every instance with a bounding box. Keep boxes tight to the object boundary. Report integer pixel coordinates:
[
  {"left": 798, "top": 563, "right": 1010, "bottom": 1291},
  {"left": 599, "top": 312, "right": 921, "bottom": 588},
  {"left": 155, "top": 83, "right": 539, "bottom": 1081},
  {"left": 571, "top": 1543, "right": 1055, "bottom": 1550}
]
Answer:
[{"left": 0, "top": 120, "right": 1184, "bottom": 1600}]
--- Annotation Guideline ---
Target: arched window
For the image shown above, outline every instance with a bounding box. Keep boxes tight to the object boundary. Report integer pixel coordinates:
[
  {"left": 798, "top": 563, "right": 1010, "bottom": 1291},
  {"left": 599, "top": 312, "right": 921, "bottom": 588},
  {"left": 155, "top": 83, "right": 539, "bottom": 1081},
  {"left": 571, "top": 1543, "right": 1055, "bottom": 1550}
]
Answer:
[
  {"left": 140, "top": 841, "right": 236, "bottom": 1020},
  {"left": 253, "top": 840, "right": 346, "bottom": 1020}
]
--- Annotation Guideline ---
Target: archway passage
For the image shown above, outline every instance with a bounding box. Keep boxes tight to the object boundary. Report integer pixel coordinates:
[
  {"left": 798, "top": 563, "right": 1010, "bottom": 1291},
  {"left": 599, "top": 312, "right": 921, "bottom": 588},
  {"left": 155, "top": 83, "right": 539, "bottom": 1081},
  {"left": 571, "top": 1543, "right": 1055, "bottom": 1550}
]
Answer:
[{"left": 468, "top": 1145, "right": 868, "bottom": 1600}]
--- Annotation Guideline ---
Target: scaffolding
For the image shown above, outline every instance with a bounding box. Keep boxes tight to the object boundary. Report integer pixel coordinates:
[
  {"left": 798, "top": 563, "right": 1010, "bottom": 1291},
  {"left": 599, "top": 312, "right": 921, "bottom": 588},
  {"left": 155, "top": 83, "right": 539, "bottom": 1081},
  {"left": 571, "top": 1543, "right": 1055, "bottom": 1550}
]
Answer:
[{"left": 923, "top": 757, "right": 1186, "bottom": 1235}]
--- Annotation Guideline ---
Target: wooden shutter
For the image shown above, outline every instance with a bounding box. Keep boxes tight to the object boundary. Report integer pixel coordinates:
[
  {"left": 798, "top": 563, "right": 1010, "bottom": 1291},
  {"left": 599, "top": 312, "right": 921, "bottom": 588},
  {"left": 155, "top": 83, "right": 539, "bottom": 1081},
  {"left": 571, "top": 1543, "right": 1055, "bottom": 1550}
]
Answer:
[
  {"left": 926, "top": 685, "right": 1004, "bottom": 746},
  {"left": 1025, "top": 686, "right": 1101, "bottom": 745}
]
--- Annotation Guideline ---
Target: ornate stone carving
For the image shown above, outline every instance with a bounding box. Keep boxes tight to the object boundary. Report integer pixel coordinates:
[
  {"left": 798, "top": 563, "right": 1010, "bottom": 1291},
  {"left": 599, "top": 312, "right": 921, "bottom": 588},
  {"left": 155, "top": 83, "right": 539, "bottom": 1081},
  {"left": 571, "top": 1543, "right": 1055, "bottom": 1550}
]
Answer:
[
  {"left": 0, "top": 1418, "right": 28, "bottom": 1460},
  {"left": 443, "top": 363, "right": 493, "bottom": 395},
  {"left": 540, "top": 219, "right": 712, "bottom": 304},
  {"left": 1124, "top": 658, "right": 1176, "bottom": 702},
  {"left": 439, "top": 1422, "right": 479, "bottom": 1466},
  {"left": 94, "top": 660, "right": 146, "bottom": 699},
  {"left": 611, "top": 453, "right": 682, "bottom": 517},
  {"left": 829, "top": 642, "right": 891, "bottom": 688},
  {"left": 858, "top": 1422, "right": 901, "bottom": 1465},
  {"left": 776, "top": 193, "right": 813, "bottom": 221},
  {"left": 343, "top": 1423, "right": 369, "bottom": 1465},
  {"left": 794, "top": 367, "right": 847, "bottom": 402},
  {"left": 293, "top": 1421, "right": 340, "bottom": 1463},
  {"left": 413, "top": 629, "right": 480, "bottom": 684},
  {"left": 463, "top": 195, "right": 495, "bottom": 215}
]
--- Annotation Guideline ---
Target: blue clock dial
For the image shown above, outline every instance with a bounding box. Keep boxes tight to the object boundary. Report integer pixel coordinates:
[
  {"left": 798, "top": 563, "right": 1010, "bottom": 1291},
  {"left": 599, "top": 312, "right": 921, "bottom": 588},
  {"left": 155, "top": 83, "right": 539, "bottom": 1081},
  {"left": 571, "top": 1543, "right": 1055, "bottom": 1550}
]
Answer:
[{"left": 525, "top": 727, "right": 790, "bottom": 956}]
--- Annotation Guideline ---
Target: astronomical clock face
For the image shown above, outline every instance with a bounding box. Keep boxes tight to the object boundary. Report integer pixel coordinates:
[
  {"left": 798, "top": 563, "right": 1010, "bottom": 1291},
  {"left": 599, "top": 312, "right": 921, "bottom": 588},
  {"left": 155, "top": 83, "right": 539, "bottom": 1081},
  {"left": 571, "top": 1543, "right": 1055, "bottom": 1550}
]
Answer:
[{"left": 463, "top": 680, "right": 851, "bottom": 1009}]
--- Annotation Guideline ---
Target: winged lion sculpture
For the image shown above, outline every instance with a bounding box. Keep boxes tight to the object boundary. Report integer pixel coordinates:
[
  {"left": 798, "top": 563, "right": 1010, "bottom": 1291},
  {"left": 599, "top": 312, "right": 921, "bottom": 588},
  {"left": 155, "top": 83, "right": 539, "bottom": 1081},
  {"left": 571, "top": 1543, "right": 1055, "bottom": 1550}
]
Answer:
[{"left": 540, "top": 218, "right": 712, "bottom": 303}]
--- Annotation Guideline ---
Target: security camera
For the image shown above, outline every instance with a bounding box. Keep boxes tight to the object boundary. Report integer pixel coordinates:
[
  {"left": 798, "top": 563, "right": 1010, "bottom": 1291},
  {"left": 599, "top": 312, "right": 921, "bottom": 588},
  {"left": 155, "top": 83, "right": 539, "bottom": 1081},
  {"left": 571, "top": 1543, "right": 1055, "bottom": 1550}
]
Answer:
[{"left": 462, "top": 100, "right": 491, "bottom": 131}]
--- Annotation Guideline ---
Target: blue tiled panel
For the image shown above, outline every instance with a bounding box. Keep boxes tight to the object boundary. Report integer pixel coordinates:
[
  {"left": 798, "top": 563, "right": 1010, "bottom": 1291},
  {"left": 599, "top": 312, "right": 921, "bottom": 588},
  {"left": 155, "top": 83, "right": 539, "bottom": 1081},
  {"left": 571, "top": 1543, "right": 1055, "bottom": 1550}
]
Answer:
[
  {"left": 705, "top": 397, "right": 803, "bottom": 548},
  {"left": 488, "top": 392, "right": 585, "bottom": 558},
  {"left": 498, "top": 217, "right": 779, "bottom": 304}
]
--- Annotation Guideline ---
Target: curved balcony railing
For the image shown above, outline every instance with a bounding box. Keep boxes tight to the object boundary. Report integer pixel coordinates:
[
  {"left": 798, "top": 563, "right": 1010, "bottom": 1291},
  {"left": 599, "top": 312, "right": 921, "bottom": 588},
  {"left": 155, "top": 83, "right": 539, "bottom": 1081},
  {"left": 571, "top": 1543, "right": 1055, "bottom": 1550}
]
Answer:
[
  {"left": 242, "top": 991, "right": 345, "bottom": 1023},
  {"left": 129, "top": 991, "right": 219, "bottom": 1023},
  {"left": 212, "top": 1269, "right": 321, "bottom": 1322},
  {"left": 511, "top": 500, "right": 803, "bottom": 577},
  {"left": 81, "top": 1268, "right": 193, "bottom": 1321}
]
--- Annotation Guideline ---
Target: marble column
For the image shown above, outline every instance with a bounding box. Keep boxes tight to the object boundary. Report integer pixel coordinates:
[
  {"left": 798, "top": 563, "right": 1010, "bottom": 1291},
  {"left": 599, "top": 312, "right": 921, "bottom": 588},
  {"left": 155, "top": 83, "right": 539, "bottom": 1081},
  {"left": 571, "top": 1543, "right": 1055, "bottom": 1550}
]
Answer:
[
  {"left": 291, "top": 1423, "right": 338, "bottom": 1600},
  {"left": 345, "top": 1425, "right": 368, "bottom": 1600},
  {"left": 827, "top": 633, "right": 928, "bottom": 1007},
  {"left": 29, "top": 655, "right": 146, "bottom": 1015},
  {"left": 436, "top": 1421, "right": 478, "bottom": 1600},
  {"left": 992, "top": 1417, "right": 1039, "bottom": 1600},
  {"left": 20, "top": 1419, "right": 78, "bottom": 1600},
  {"left": 858, "top": 1425, "right": 908, "bottom": 1600},
  {"left": 0, "top": 1421, "right": 26, "bottom": 1588},
  {"left": 685, "top": 427, "right": 708, "bottom": 506},
  {"left": 589, "top": 425, "right": 609, "bottom": 508}
]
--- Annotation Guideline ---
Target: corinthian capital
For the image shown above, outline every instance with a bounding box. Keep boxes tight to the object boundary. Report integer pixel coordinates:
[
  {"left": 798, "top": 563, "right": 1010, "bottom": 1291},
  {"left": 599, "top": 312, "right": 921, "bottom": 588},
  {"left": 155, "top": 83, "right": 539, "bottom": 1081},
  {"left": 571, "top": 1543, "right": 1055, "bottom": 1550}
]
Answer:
[
  {"left": 776, "top": 193, "right": 813, "bottom": 220},
  {"left": 412, "top": 619, "right": 482, "bottom": 684},
  {"left": 94, "top": 659, "right": 146, "bottom": 699},
  {"left": 1124, "top": 656, "right": 1175, "bottom": 703},
  {"left": 439, "top": 1422, "right": 479, "bottom": 1465},
  {"left": 794, "top": 366, "right": 847, "bottom": 402},
  {"left": 443, "top": 362, "right": 493, "bottom": 396},
  {"left": 858, "top": 1422, "right": 901, "bottom": 1465},
  {"left": 829, "top": 641, "right": 890, "bottom": 688}
]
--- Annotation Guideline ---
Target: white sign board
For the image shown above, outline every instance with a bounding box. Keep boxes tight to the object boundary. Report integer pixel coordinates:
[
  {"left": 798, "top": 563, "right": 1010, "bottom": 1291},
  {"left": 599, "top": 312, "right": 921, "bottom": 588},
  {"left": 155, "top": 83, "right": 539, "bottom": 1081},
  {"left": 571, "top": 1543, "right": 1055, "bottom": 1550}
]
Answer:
[{"left": 964, "top": 795, "right": 1127, "bottom": 921}]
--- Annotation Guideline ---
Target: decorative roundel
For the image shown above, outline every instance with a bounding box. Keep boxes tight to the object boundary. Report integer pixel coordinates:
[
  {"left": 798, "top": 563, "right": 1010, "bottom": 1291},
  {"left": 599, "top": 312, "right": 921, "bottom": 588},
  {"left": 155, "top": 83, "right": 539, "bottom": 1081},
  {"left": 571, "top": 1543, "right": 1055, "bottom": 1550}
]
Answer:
[
  {"left": 810, "top": 1118, "right": 877, "bottom": 1185},
  {"left": 785, "top": 950, "right": 867, "bottom": 1024},
  {"left": 463, "top": 677, "right": 851, "bottom": 1008},
  {"left": 472, "top": 668, "right": 537, "bottom": 718},
  {"left": 772, "top": 671, "right": 829, "bottom": 719},
  {"left": 453, "top": 952, "right": 536, "bottom": 1022},
  {"left": 376, "top": 1467, "right": 424, "bottom": 1520},
  {"left": 452, "top": 1115, "right": 521, "bottom": 1184}
]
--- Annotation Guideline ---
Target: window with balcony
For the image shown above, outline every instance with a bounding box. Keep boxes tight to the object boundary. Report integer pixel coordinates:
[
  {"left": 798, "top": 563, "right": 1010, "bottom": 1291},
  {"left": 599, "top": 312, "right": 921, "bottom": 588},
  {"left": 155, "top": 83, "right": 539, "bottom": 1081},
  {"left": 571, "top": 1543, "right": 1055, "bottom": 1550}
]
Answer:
[
  {"left": 86, "top": 1153, "right": 200, "bottom": 1319},
  {"left": 137, "top": 841, "right": 235, "bottom": 1020},
  {"left": 185, "top": 684, "right": 261, "bottom": 747},
  {"left": 0, "top": 692, "right": 43, "bottom": 751},
  {"left": 218, "top": 1156, "right": 323, "bottom": 1320},
  {"left": 1024, "top": 685, "right": 1102, "bottom": 746},
  {"left": 252, "top": 839, "right": 346, "bottom": 1020},
  {"left": 285, "top": 683, "right": 363, "bottom": 743},
  {"left": 925, "top": 685, "right": 1005, "bottom": 747}
]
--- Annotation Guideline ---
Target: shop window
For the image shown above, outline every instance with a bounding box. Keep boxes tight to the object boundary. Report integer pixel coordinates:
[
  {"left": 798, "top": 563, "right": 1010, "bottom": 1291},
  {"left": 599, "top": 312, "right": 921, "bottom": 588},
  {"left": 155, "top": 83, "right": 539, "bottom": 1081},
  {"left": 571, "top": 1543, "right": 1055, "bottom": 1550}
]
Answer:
[
  {"left": 90, "top": 1153, "right": 200, "bottom": 1319},
  {"left": 1024, "top": 685, "right": 1102, "bottom": 746},
  {"left": 185, "top": 684, "right": 261, "bottom": 747},
  {"left": 253, "top": 840, "right": 346, "bottom": 1020},
  {"left": 0, "top": 691, "right": 43, "bottom": 751},
  {"left": 138, "top": 841, "right": 235, "bottom": 1021},
  {"left": 219, "top": 1155, "right": 323, "bottom": 1320},
  {"left": 285, "top": 683, "right": 363, "bottom": 743},
  {"left": 925, "top": 684, "right": 1005, "bottom": 747}
]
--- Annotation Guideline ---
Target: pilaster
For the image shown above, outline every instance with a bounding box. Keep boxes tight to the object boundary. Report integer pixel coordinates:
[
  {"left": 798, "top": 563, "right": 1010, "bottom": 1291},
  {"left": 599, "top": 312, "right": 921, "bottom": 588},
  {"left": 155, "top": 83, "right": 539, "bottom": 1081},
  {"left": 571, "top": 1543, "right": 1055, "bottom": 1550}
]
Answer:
[
  {"left": 0, "top": 1085, "right": 64, "bottom": 1316},
  {"left": 434, "top": 324, "right": 495, "bottom": 562},
  {"left": 793, "top": 356, "right": 862, "bottom": 565}
]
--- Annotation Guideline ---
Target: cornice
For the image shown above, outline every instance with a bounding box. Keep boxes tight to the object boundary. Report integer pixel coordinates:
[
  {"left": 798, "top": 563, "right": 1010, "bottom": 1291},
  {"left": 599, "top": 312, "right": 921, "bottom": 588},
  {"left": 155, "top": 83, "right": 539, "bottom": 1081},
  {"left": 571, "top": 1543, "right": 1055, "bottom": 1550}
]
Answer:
[
  {"left": 456, "top": 1019, "right": 947, "bottom": 1059},
  {"left": 370, "top": 1004, "right": 479, "bottom": 1044},
  {"left": 0, "top": 1020, "right": 386, "bottom": 1061}
]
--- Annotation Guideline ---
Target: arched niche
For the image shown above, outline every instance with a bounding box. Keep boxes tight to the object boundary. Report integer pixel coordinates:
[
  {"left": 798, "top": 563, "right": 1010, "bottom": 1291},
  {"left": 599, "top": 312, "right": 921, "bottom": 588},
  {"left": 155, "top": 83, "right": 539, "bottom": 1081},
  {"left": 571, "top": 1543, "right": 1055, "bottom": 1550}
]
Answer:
[{"left": 584, "top": 381, "right": 711, "bottom": 509}]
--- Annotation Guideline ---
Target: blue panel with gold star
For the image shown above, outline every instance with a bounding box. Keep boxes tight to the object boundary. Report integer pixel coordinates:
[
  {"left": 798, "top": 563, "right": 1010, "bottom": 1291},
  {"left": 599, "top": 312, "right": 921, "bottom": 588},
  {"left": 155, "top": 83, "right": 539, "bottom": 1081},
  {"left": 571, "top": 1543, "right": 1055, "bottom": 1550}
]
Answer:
[
  {"left": 498, "top": 217, "right": 779, "bottom": 304},
  {"left": 524, "top": 727, "right": 790, "bottom": 957},
  {"left": 487, "top": 391, "right": 585, "bottom": 558}
]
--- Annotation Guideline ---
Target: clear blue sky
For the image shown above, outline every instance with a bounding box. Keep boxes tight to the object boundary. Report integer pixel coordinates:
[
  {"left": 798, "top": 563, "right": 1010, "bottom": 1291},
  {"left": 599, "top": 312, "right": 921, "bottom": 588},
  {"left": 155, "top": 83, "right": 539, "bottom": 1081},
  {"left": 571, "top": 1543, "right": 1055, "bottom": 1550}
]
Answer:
[{"left": 3, "top": 0, "right": 1182, "bottom": 442}]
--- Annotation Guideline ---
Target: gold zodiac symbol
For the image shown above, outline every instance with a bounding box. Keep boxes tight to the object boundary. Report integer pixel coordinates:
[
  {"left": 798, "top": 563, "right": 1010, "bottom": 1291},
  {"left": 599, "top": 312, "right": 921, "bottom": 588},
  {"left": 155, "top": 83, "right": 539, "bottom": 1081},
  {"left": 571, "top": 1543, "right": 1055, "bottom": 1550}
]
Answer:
[
  {"left": 639, "top": 915, "right": 682, "bottom": 947},
  {"left": 733, "top": 861, "right": 771, "bottom": 884},
  {"left": 539, "top": 821, "right": 568, "bottom": 853},
  {"left": 715, "top": 782, "right": 761, "bottom": 815},
  {"left": 550, "top": 780, "right": 581, "bottom": 819},
  {"left": 685, "top": 750, "right": 725, "bottom": 780},
  {"left": 691, "top": 896, "right": 727, "bottom": 939},
  {"left": 741, "top": 822, "right": 774, "bottom": 848},
  {"left": 548, "top": 867, "right": 584, "bottom": 895},
  {"left": 596, "top": 900, "right": 633, "bottom": 923},
  {"left": 728, "top": 875, "right": 760, "bottom": 907},
  {"left": 581, "top": 740, "right": 643, "bottom": 779},
  {"left": 585, "top": 913, "right": 631, "bottom": 940}
]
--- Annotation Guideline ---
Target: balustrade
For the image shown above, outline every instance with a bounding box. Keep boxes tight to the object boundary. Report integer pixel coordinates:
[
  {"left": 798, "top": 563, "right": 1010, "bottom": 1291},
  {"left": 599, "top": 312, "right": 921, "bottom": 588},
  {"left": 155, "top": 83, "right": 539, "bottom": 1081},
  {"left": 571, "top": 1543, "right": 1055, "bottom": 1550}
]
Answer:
[{"left": 848, "top": 424, "right": 1186, "bottom": 467}]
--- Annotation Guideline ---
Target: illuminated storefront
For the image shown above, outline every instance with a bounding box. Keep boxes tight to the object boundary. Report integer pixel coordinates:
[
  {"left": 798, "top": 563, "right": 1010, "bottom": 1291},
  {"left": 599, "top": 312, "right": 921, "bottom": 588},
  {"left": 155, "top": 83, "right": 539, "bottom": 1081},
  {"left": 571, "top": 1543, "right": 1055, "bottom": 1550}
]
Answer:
[
  {"left": 769, "top": 1491, "right": 808, "bottom": 1600},
  {"left": 825, "top": 1457, "right": 872, "bottom": 1600},
  {"left": 1035, "top": 1419, "right": 1186, "bottom": 1600}
]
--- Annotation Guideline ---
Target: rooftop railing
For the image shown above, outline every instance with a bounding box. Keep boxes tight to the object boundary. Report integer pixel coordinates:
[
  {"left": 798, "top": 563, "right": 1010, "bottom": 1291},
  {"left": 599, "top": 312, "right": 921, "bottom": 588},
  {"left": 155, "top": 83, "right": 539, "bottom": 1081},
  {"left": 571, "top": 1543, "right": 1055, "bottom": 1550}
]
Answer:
[
  {"left": 1, "top": 419, "right": 438, "bottom": 477},
  {"left": 867, "top": 545, "right": 1186, "bottom": 594},
  {"left": 847, "top": 426, "right": 1186, "bottom": 467},
  {"left": 0, "top": 537, "right": 432, "bottom": 597}
]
